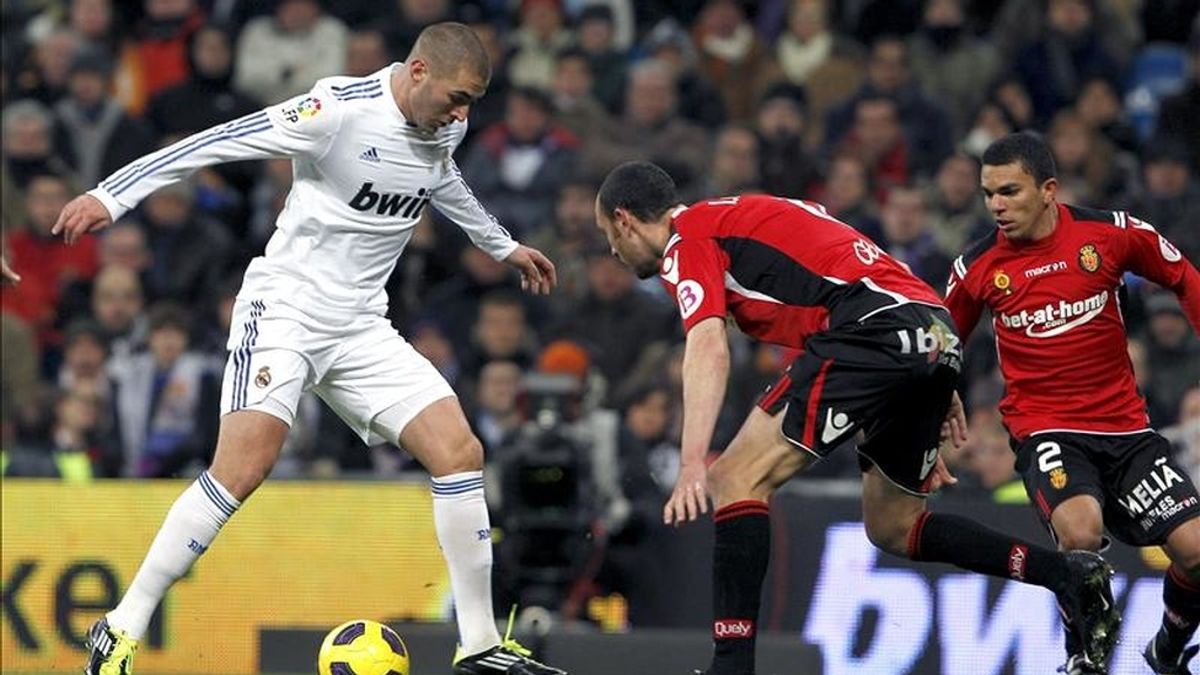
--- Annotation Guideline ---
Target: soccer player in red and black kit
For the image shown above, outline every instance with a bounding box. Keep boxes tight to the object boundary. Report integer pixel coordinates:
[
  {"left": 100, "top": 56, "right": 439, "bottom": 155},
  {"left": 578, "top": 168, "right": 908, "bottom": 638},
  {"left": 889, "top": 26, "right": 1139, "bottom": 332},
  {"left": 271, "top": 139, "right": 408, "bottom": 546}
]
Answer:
[
  {"left": 946, "top": 132, "right": 1200, "bottom": 675},
  {"left": 594, "top": 161, "right": 1121, "bottom": 675}
]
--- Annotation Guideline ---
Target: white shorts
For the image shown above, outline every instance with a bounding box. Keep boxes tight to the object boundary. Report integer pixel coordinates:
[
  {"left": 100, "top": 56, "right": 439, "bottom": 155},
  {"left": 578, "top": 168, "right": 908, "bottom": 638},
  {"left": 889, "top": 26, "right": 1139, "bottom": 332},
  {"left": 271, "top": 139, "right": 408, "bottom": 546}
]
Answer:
[{"left": 219, "top": 298, "right": 455, "bottom": 445}]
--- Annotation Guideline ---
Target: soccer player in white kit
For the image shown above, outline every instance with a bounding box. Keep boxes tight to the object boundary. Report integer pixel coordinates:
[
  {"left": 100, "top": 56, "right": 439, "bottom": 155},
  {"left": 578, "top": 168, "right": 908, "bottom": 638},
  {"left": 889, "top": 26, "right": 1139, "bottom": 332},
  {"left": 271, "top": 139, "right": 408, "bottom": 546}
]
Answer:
[{"left": 55, "top": 23, "right": 567, "bottom": 675}]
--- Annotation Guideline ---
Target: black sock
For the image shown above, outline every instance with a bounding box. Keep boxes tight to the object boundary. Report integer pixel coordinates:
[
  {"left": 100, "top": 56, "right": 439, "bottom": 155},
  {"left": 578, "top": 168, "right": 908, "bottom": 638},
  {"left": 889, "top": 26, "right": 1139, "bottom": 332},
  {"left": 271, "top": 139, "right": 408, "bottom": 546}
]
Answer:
[
  {"left": 710, "top": 500, "right": 770, "bottom": 675},
  {"left": 1157, "top": 564, "right": 1200, "bottom": 659},
  {"left": 908, "top": 512, "right": 1071, "bottom": 592}
]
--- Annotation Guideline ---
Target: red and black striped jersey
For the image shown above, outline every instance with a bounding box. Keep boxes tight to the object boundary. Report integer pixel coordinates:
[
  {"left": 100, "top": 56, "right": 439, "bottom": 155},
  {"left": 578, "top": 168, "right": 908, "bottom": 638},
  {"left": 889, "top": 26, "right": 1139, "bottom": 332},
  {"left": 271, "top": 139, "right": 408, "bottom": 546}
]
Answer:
[
  {"left": 945, "top": 203, "right": 1200, "bottom": 440},
  {"left": 658, "top": 194, "right": 944, "bottom": 348}
]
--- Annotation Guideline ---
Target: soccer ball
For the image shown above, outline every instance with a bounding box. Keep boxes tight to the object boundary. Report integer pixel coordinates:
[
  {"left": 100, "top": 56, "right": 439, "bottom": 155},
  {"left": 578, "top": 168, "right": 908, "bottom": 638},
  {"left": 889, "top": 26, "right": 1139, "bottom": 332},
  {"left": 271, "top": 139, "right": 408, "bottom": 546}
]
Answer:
[{"left": 317, "top": 620, "right": 410, "bottom": 675}]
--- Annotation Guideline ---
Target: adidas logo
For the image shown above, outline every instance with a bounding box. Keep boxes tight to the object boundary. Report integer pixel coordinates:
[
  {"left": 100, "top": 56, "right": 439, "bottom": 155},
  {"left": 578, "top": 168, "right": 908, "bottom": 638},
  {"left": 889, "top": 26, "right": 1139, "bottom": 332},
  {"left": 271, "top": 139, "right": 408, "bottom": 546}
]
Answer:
[{"left": 358, "top": 147, "right": 381, "bottom": 163}]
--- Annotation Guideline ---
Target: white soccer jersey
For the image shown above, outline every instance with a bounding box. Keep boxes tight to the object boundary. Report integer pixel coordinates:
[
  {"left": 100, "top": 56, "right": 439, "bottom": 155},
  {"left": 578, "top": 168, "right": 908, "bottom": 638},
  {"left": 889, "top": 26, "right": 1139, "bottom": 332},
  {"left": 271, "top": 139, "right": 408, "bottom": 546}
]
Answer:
[{"left": 87, "top": 64, "right": 517, "bottom": 320}]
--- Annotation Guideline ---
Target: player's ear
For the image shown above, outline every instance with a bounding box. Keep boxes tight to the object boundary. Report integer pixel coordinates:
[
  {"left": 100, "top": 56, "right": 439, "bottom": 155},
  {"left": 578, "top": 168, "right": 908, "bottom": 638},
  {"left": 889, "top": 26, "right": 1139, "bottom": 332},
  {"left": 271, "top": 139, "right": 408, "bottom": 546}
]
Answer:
[
  {"left": 409, "top": 58, "right": 429, "bottom": 83},
  {"left": 1041, "top": 177, "right": 1058, "bottom": 204}
]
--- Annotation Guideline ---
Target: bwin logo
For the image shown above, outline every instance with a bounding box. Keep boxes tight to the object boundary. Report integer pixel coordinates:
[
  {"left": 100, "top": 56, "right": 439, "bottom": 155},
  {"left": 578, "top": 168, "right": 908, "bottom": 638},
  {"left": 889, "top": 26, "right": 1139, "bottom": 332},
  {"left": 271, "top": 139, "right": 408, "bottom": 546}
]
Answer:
[{"left": 349, "top": 182, "right": 430, "bottom": 218}]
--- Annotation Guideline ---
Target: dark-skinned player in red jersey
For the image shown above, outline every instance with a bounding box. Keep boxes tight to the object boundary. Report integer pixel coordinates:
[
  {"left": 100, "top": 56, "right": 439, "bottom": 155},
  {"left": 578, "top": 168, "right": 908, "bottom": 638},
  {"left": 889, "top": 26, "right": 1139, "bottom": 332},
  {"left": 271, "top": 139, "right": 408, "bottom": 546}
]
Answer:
[
  {"left": 593, "top": 161, "right": 1121, "bottom": 675},
  {"left": 946, "top": 132, "right": 1200, "bottom": 675}
]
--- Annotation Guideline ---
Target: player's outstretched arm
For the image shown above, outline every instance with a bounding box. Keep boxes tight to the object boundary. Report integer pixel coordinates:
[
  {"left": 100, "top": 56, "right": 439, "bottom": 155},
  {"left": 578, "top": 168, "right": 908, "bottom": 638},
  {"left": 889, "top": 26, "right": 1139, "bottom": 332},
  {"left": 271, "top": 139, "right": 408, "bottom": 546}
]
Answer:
[
  {"left": 51, "top": 193, "right": 113, "bottom": 245},
  {"left": 503, "top": 244, "right": 557, "bottom": 295}
]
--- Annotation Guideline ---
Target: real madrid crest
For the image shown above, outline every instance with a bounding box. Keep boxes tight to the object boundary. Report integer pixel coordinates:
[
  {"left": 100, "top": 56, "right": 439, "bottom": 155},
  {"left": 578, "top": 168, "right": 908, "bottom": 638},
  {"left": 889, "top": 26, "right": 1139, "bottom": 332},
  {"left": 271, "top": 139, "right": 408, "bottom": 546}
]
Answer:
[
  {"left": 1078, "top": 244, "right": 1101, "bottom": 273},
  {"left": 992, "top": 269, "right": 1012, "bottom": 294},
  {"left": 1049, "top": 467, "right": 1068, "bottom": 490},
  {"left": 255, "top": 366, "right": 272, "bottom": 388}
]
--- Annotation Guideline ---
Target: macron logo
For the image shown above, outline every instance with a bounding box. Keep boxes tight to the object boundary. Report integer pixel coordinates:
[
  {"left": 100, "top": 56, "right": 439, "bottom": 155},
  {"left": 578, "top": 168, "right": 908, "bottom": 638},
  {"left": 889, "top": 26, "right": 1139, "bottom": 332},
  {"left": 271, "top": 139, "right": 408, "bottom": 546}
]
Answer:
[
  {"left": 349, "top": 182, "right": 431, "bottom": 218},
  {"left": 359, "top": 147, "right": 381, "bottom": 163}
]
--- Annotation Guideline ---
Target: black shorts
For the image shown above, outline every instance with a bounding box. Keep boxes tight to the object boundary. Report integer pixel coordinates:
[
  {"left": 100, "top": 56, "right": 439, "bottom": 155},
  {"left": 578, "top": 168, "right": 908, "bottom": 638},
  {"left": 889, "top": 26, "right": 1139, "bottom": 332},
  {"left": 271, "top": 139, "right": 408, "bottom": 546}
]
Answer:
[
  {"left": 1015, "top": 431, "right": 1200, "bottom": 546},
  {"left": 757, "top": 304, "right": 961, "bottom": 496}
]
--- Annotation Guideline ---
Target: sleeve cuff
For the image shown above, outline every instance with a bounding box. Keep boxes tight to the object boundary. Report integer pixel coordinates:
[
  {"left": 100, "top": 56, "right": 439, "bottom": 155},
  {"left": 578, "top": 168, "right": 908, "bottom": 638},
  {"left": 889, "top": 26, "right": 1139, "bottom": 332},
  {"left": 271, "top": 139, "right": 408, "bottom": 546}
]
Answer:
[
  {"left": 86, "top": 187, "right": 127, "bottom": 222},
  {"left": 487, "top": 238, "right": 519, "bottom": 262}
]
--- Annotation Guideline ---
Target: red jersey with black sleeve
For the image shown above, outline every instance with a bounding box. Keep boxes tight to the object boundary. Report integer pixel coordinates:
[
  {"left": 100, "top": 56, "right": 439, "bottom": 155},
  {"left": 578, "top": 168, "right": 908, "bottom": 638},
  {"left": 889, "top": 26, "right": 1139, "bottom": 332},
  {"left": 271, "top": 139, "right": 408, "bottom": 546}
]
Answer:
[
  {"left": 658, "top": 194, "right": 945, "bottom": 348},
  {"left": 945, "top": 203, "right": 1200, "bottom": 440}
]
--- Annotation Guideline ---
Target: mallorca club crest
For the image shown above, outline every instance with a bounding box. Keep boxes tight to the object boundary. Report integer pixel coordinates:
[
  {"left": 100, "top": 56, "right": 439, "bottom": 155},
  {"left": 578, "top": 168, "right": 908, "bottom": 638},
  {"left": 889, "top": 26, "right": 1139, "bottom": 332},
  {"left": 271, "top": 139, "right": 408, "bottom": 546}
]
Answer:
[
  {"left": 1078, "top": 244, "right": 1101, "bottom": 273},
  {"left": 255, "top": 366, "right": 272, "bottom": 388},
  {"left": 1049, "top": 467, "right": 1068, "bottom": 490},
  {"left": 992, "top": 269, "right": 1012, "bottom": 294}
]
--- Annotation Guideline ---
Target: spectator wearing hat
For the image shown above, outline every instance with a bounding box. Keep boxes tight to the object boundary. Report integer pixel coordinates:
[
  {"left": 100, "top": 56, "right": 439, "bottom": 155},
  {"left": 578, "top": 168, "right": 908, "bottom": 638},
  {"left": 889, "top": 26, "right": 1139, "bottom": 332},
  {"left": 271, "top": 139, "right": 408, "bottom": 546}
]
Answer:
[
  {"left": 506, "top": 0, "right": 573, "bottom": 91},
  {"left": 1124, "top": 139, "right": 1200, "bottom": 264},
  {"left": 145, "top": 24, "right": 262, "bottom": 138},
  {"left": 754, "top": 82, "right": 820, "bottom": 198},
  {"left": 234, "top": 0, "right": 348, "bottom": 105},
  {"left": 575, "top": 5, "right": 627, "bottom": 113},
  {"left": 907, "top": 0, "right": 999, "bottom": 136},
  {"left": 461, "top": 86, "right": 580, "bottom": 236},
  {"left": 53, "top": 47, "right": 156, "bottom": 190},
  {"left": 109, "top": 302, "right": 220, "bottom": 477},
  {"left": 1156, "top": 21, "right": 1200, "bottom": 174},
  {"left": 1144, "top": 293, "right": 1200, "bottom": 427},
  {"left": 641, "top": 18, "right": 726, "bottom": 130}
]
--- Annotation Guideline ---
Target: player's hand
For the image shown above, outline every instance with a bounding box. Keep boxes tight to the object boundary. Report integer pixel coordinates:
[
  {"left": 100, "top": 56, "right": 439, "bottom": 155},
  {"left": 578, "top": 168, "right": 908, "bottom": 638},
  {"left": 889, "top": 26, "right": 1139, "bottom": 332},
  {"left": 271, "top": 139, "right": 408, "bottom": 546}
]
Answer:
[
  {"left": 940, "top": 391, "right": 968, "bottom": 449},
  {"left": 503, "top": 244, "right": 557, "bottom": 295},
  {"left": 51, "top": 194, "right": 112, "bottom": 245},
  {"left": 663, "top": 462, "right": 709, "bottom": 527},
  {"left": 0, "top": 254, "right": 19, "bottom": 285},
  {"left": 926, "top": 454, "right": 958, "bottom": 492}
]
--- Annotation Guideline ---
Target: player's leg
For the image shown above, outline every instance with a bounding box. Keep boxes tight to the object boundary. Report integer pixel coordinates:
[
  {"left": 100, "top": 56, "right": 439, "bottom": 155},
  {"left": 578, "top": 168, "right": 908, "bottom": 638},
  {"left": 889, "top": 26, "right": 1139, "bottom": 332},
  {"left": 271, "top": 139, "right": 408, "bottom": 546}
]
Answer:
[
  {"left": 701, "top": 406, "right": 814, "bottom": 675},
  {"left": 1148, "top": 517, "right": 1200, "bottom": 673}
]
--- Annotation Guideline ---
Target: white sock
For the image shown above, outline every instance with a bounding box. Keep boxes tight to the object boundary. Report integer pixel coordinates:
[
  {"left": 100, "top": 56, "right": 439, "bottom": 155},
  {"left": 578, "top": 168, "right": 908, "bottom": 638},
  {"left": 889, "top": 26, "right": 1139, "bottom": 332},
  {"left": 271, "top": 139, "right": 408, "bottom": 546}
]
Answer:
[
  {"left": 432, "top": 471, "right": 501, "bottom": 655},
  {"left": 107, "top": 471, "right": 239, "bottom": 639}
]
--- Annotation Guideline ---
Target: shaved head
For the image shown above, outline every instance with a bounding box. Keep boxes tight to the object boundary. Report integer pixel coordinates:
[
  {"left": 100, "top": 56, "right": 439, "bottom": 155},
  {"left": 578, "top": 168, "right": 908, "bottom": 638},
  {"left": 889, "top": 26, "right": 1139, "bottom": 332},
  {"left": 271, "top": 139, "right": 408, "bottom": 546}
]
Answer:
[{"left": 409, "top": 22, "right": 491, "bottom": 83}]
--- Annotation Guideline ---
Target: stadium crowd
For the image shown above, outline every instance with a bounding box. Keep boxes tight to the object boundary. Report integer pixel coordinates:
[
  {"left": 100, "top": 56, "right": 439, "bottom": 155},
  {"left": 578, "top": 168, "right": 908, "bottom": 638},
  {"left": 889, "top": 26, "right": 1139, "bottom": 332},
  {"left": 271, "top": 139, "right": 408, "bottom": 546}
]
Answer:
[{"left": 1, "top": 0, "right": 1197, "bottom": 521}]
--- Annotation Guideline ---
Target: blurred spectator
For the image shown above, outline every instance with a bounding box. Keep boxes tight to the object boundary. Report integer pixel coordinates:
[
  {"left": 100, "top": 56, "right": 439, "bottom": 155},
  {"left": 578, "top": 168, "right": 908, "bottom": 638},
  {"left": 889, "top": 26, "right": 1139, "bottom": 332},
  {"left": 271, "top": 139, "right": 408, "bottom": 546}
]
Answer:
[
  {"left": 580, "top": 59, "right": 710, "bottom": 197},
  {"left": 123, "top": 0, "right": 206, "bottom": 115},
  {"left": 1013, "top": 0, "right": 1122, "bottom": 126},
  {"left": 1128, "top": 337, "right": 1174, "bottom": 427},
  {"left": 773, "top": 0, "right": 863, "bottom": 146},
  {"left": 691, "top": 0, "right": 782, "bottom": 123},
  {"left": 58, "top": 318, "right": 110, "bottom": 393},
  {"left": 641, "top": 18, "right": 726, "bottom": 130},
  {"left": 1075, "top": 76, "right": 1138, "bottom": 153},
  {"left": 463, "top": 17, "right": 511, "bottom": 142},
  {"left": 248, "top": 157, "right": 293, "bottom": 246},
  {"left": 526, "top": 179, "right": 605, "bottom": 315},
  {"left": 461, "top": 290, "right": 538, "bottom": 383},
  {"left": 1124, "top": 140, "right": 1200, "bottom": 263},
  {"left": 141, "top": 180, "right": 234, "bottom": 305},
  {"left": 988, "top": 76, "right": 1036, "bottom": 131},
  {"left": 145, "top": 23, "right": 262, "bottom": 137},
  {"left": 471, "top": 359, "right": 524, "bottom": 452},
  {"left": 907, "top": 0, "right": 999, "bottom": 135},
  {"left": 960, "top": 99, "right": 1019, "bottom": 159},
  {"left": 575, "top": 5, "right": 627, "bottom": 113},
  {"left": 109, "top": 302, "right": 219, "bottom": 477},
  {"left": 875, "top": 185, "right": 952, "bottom": 290},
  {"left": 926, "top": 153, "right": 993, "bottom": 254},
  {"left": 992, "top": 0, "right": 1137, "bottom": 65},
  {"left": 376, "top": 0, "right": 455, "bottom": 62},
  {"left": 234, "top": 0, "right": 348, "bottom": 105},
  {"left": 836, "top": 95, "right": 911, "bottom": 200},
  {"left": 90, "top": 264, "right": 148, "bottom": 360},
  {"left": 963, "top": 407, "right": 1026, "bottom": 502},
  {"left": 461, "top": 86, "right": 580, "bottom": 236},
  {"left": 754, "top": 82, "right": 820, "bottom": 198},
  {"left": 1144, "top": 293, "right": 1200, "bottom": 427},
  {"left": 1156, "top": 26, "right": 1200, "bottom": 173},
  {"left": 421, "top": 246, "right": 527, "bottom": 356},
  {"left": 852, "top": 0, "right": 922, "bottom": 45},
  {"left": 410, "top": 318, "right": 461, "bottom": 388},
  {"left": 1, "top": 314, "right": 40, "bottom": 447},
  {"left": 550, "top": 48, "right": 623, "bottom": 144},
  {"left": 24, "top": 0, "right": 119, "bottom": 57},
  {"left": 824, "top": 36, "right": 954, "bottom": 179},
  {"left": 1, "top": 171, "right": 98, "bottom": 348},
  {"left": 3, "top": 99, "right": 75, "bottom": 188},
  {"left": 819, "top": 153, "right": 881, "bottom": 237},
  {"left": 344, "top": 29, "right": 390, "bottom": 78},
  {"left": 386, "top": 212, "right": 461, "bottom": 329},
  {"left": 506, "top": 0, "right": 573, "bottom": 91},
  {"left": 1047, "top": 108, "right": 1131, "bottom": 202},
  {"left": 15, "top": 28, "right": 81, "bottom": 105},
  {"left": 701, "top": 124, "right": 761, "bottom": 197},
  {"left": 1174, "top": 387, "right": 1200, "bottom": 486},
  {"left": 551, "top": 252, "right": 676, "bottom": 405},
  {"left": 53, "top": 48, "right": 156, "bottom": 189}
]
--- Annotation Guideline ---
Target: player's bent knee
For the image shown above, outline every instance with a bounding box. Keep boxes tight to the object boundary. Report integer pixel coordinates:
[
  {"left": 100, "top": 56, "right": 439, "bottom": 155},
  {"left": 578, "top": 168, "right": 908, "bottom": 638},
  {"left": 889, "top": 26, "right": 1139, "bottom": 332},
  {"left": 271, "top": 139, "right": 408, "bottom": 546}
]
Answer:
[
  {"left": 1057, "top": 530, "right": 1104, "bottom": 552},
  {"left": 864, "top": 511, "right": 916, "bottom": 557},
  {"left": 437, "top": 435, "right": 484, "bottom": 475}
]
